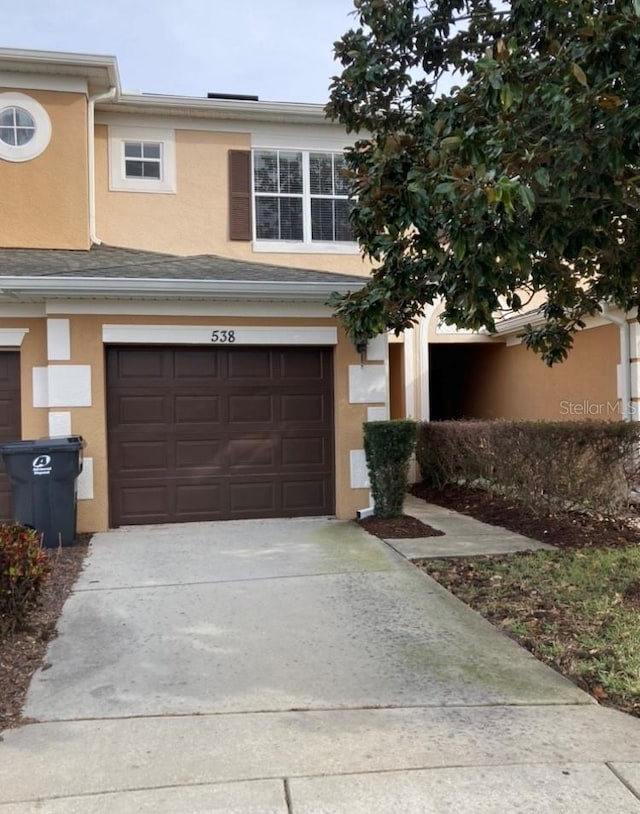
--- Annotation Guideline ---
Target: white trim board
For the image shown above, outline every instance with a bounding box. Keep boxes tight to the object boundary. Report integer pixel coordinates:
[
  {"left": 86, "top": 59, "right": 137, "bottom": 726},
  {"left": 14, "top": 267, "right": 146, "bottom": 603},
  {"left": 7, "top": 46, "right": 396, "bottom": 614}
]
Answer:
[
  {"left": 96, "top": 112, "right": 354, "bottom": 150},
  {"left": 102, "top": 324, "right": 338, "bottom": 346},
  {"left": 45, "top": 300, "right": 331, "bottom": 317},
  {"left": 47, "top": 319, "right": 70, "bottom": 361},
  {"left": 0, "top": 328, "right": 29, "bottom": 347},
  {"left": 0, "top": 73, "right": 88, "bottom": 94}
]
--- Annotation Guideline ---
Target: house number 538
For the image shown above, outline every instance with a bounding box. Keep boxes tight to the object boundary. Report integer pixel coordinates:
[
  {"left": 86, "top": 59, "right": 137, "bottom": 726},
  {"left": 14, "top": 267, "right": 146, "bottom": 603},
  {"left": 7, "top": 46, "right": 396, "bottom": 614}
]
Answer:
[{"left": 211, "top": 330, "right": 236, "bottom": 343}]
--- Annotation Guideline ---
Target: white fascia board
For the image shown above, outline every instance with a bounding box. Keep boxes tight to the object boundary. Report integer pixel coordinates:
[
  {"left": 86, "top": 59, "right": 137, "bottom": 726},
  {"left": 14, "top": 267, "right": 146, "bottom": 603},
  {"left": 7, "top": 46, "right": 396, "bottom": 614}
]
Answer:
[
  {"left": 492, "top": 308, "right": 610, "bottom": 336},
  {"left": 0, "top": 48, "right": 120, "bottom": 94},
  {"left": 493, "top": 308, "right": 546, "bottom": 335},
  {"left": 0, "top": 73, "right": 89, "bottom": 94},
  {"left": 0, "top": 276, "right": 364, "bottom": 302},
  {"left": 99, "top": 93, "right": 333, "bottom": 126}
]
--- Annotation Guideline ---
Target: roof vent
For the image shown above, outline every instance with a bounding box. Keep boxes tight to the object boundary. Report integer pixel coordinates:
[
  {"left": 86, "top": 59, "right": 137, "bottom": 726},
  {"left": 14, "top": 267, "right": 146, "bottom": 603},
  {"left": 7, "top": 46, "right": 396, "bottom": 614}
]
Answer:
[{"left": 207, "top": 92, "right": 259, "bottom": 102}]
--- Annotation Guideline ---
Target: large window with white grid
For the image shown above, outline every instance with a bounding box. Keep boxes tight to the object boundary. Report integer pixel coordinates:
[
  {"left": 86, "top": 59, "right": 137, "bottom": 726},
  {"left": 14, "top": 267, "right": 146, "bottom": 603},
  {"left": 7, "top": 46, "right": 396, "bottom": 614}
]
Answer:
[{"left": 253, "top": 149, "right": 355, "bottom": 250}]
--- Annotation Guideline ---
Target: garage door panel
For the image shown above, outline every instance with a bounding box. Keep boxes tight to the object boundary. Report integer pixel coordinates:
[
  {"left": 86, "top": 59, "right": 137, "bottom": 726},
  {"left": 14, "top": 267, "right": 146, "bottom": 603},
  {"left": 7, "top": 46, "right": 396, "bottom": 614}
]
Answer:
[
  {"left": 227, "top": 350, "right": 272, "bottom": 380},
  {"left": 0, "top": 396, "right": 20, "bottom": 435},
  {"left": 175, "top": 439, "right": 223, "bottom": 470},
  {"left": 283, "top": 479, "right": 329, "bottom": 512},
  {"left": 118, "top": 484, "right": 172, "bottom": 523},
  {"left": 118, "top": 440, "right": 168, "bottom": 473},
  {"left": 227, "top": 438, "right": 275, "bottom": 469},
  {"left": 173, "top": 350, "right": 219, "bottom": 380},
  {"left": 281, "top": 436, "right": 328, "bottom": 467},
  {"left": 229, "top": 480, "right": 276, "bottom": 514},
  {"left": 114, "top": 349, "right": 165, "bottom": 379},
  {"left": 175, "top": 394, "right": 220, "bottom": 424},
  {"left": 175, "top": 482, "right": 223, "bottom": 519},
  {"left": 279, "top": 349, "right": 325, "bottom": 379},
  {"left": 281, "top": 393, "right": 326, "bottom": 422},
  {"left": 107, "top": 346, "right": 334, "bottom": 524},
  {"left": 228, "top": 394, "right": 274, "bottom": 424},
  {"left": 116, "top": 394, "right": 167, "bottom": 426}
]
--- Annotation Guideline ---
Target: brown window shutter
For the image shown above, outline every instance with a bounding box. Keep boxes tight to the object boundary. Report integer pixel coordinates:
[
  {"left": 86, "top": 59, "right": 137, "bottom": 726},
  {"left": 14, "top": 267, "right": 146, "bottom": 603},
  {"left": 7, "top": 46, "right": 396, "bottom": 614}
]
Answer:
[{"left": 228, "top": 150, "right": 252, "bottom": 241}]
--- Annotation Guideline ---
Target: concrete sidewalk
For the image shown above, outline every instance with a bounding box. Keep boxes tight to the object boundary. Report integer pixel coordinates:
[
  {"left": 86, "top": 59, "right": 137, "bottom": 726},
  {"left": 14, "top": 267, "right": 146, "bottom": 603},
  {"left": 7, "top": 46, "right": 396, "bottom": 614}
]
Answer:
[{"left": 1, "top": 510, "right": 639, "bottom": 812}]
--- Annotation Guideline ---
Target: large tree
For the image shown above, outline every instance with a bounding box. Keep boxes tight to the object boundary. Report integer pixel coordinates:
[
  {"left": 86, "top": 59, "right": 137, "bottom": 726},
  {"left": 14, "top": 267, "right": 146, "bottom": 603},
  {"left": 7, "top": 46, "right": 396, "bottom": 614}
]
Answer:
[{"left": 327, "top": 0, "right": 640, "bottom": 364}]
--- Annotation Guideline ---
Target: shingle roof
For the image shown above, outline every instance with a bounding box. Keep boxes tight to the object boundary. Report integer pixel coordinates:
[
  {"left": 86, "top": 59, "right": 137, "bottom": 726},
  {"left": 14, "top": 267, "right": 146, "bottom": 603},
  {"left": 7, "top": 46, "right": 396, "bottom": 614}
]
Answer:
[{"left": 0, "top": 245, "right": 366, "bottom": 284}]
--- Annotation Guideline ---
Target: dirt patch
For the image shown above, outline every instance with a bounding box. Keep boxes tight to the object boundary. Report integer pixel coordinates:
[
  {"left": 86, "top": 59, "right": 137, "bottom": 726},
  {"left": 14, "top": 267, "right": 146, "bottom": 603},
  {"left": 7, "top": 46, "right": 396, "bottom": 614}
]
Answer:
[
  {"left": 359, "top": 513, "right": 445, "bottom": 539},
  {"left": 0, "top": 535, "right": 91, "bottom": 731}
]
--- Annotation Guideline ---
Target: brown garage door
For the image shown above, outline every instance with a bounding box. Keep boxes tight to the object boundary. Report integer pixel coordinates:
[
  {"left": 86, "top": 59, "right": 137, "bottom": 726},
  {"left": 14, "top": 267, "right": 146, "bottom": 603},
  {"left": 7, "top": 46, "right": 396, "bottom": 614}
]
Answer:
[
  {"left": 107, "top": 346, "right": 334, "bottom": 525},
  {"left": 0, "top": 353, "right": 21, "bottom": 521}
]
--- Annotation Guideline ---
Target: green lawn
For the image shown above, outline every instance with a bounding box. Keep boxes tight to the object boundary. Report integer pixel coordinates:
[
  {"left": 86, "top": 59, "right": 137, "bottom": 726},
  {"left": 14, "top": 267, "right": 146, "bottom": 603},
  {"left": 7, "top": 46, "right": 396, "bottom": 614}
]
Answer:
[{"left": 418, "top": 547, "right": 640, "bottom": 716}]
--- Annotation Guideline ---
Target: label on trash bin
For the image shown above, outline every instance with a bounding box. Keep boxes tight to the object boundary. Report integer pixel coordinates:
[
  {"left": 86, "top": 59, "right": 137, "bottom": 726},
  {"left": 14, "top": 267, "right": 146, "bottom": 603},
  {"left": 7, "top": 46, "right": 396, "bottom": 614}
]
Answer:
[{"left": 32, "top": 454, "right": 52, "bottom": 476}]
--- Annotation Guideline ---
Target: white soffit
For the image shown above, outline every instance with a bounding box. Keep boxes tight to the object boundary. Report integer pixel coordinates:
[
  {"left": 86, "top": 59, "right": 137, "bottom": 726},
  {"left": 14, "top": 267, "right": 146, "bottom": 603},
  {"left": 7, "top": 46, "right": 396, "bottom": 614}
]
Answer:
[{"left": 102, "top": 324, "right": 338, "bottom": 346}]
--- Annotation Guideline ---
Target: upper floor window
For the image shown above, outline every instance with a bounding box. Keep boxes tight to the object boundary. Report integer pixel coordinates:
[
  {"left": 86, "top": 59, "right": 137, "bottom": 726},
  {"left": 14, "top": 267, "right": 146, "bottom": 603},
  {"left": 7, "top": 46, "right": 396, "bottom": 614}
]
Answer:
[
  {"left": 252, "top": 149, "right": 355, "bottom": 251},
  {"left": 0, "top": 107, "right": 36, "bottom": 146},
  {"left": 124, "top": 141, "right": 162, "bottom": 180},
  {"left": 109, "top": 126, "right": 175, "bottom": 193},
  {"left": 0, "top": 92, "right": 51, "bottom": 163}
]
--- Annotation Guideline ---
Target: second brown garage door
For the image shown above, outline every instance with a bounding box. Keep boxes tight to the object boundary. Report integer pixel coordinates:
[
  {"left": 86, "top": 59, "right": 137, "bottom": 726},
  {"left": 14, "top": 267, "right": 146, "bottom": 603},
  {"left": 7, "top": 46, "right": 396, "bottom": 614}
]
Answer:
[
  {"left": 0, "top": 353, "right": 21, "bottom": 521},
  {"left": 107, "top": 346, "right": 334, "bottom": 525}
]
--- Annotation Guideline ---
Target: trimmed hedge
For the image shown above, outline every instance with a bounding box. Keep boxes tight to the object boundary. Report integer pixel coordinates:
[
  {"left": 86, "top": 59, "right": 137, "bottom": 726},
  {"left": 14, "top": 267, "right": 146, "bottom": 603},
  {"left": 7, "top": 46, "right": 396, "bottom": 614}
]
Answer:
[
  {"left": 364, "top": 419, "right": 417, "bottom": 518},
  {"left": 416, "top": 420, "right": 640, "bottom": 518}
]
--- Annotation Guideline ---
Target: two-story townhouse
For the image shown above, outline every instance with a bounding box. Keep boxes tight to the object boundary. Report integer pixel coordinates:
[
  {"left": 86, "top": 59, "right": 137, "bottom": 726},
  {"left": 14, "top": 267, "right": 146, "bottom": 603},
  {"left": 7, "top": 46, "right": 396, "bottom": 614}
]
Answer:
[
  {"left": 0, "top": 47, "right": 631, "bottom": 537},
  {"left": 0, "top": 47, "right": 410, "bottom": 533}
]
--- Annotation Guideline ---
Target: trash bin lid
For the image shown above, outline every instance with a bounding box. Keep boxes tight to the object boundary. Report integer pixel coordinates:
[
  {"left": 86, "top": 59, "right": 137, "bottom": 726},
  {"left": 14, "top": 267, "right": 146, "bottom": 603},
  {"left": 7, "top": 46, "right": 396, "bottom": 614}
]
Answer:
[
  {"left": 0, "top": 436, "right": 85, "bottom": 454},
  {"left": 37, "top": 435, "right": 86, "bottom": 451}
]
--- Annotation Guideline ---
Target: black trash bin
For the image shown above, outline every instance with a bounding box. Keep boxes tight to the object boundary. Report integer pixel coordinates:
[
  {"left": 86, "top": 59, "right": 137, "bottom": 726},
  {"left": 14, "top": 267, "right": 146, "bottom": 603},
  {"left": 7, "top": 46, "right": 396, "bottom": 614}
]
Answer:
[{"left": 0, "top": 436, "right": 85, "bottom": 548}]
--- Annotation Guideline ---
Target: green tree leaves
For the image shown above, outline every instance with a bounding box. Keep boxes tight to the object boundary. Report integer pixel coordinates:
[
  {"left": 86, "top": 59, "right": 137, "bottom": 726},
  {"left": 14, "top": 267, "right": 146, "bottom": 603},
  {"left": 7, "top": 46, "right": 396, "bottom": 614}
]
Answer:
[{"left": 327, "top": 0, "right": 640, "bottom": 365}]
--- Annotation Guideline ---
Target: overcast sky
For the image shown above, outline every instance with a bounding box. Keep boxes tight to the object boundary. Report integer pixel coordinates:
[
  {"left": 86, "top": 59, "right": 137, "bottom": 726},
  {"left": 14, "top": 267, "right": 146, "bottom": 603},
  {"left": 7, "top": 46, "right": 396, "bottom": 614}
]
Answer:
[{"left": 5, "top": 0, "right": 358, "bottom": 103}]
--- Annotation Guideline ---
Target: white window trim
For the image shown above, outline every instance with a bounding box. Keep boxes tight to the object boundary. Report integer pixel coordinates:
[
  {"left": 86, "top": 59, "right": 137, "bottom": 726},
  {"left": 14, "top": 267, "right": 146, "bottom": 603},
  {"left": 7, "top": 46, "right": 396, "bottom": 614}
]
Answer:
[
  {"left": 252, "top": 148, "right": 358, "bottom": 255},
  {"left": 0, "top": 92, "right": 51, "bottom": 163},
  {"left": 108, "top": 125, "right": 176, "bottom": 193}
]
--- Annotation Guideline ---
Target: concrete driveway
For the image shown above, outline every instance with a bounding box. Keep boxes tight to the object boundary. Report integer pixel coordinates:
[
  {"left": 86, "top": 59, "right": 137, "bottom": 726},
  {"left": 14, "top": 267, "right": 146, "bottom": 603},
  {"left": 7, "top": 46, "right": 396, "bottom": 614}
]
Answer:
[{"left": 1, "top": 516, "right": 640, "bottom": 812}]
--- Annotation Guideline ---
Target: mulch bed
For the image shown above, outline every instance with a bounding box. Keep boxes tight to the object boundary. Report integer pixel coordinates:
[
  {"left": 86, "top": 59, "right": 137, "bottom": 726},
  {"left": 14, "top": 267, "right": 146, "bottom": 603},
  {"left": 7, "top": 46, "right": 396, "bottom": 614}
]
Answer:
[
  {"left": 411, "top": 483, "right": 640, "bottom": 549},
  {"left": 0, "top": 535, "right": 91, "bottom": 731},
  {"left": 359, "top": 513, "right": 445, "bottom": 539}
]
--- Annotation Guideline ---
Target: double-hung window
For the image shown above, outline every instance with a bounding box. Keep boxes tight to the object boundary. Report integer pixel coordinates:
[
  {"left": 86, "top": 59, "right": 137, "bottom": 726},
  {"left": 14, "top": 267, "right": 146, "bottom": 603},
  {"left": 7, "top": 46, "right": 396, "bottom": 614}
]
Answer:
[
  {"left": 108, "top": 126, "right": 176, "bottom": 193},
  {"left": 124, "top": 141, "right": 162, "bottom": 180},
  {"left": 253, "top": 149, "right": 355, "bottom": 250}
]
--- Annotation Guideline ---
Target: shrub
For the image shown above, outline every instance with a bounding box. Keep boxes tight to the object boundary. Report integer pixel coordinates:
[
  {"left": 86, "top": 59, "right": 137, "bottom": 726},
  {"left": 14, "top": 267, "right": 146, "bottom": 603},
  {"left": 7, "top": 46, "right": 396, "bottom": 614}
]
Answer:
[
  {"left": 0, "top": 524, "right": 51, "bottom": 636},
  {"left": 416, "top": 420, "right": 640, "bottom": 518},
  {"left": 364, "top": 419, "right": 417, "bottom": 518}
]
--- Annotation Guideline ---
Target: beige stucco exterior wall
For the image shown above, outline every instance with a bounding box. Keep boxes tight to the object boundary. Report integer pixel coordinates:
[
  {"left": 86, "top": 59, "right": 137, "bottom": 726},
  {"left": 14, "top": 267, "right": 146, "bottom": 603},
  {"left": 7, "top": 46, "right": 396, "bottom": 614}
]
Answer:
[
  {"left": 43, "top": 311, "right": 369, "bottom": 532},
  {"left": 0, "top": 90, "right": 89, "bottom": 249},
  {"left": 462, "top": 324, "right": 620, "bottom": 421},
  {"left": 93, "top": 124, "right": 372, "bottom": 276}
]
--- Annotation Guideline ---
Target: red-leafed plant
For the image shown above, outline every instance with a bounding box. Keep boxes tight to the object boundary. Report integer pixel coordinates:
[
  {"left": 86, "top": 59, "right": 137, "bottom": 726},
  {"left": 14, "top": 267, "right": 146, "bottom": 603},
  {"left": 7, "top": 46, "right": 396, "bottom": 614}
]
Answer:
[{"left": 0, "top": 524, "right": 51, "bottom": 635}]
